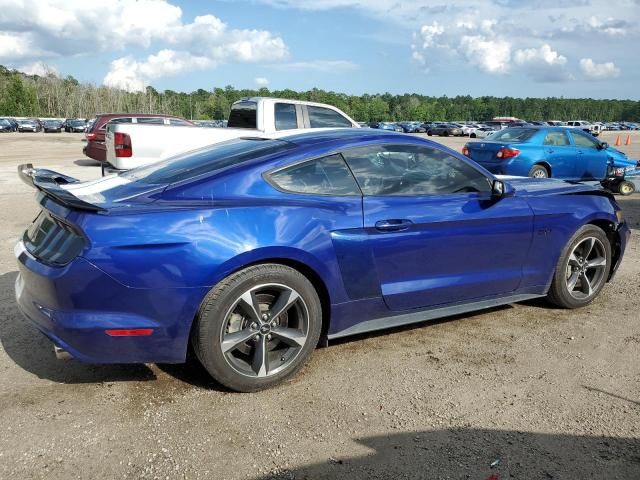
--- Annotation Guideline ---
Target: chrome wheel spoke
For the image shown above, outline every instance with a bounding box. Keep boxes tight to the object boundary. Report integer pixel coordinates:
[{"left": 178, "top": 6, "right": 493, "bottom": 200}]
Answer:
[
  {"left": 579, "top": 273, "right": 593, "bottom": 297},
  {"left": 221, "top": 328, "right": 256, "bottom": 353},
  {"left": 568, "top": 252, "right": 580, "bottom": 267},
  {"left": 271, "top": 326, "right": 306, "bottom": 348},
  {"left": 251, "top": 335, "right": 268, "bottom": 377},
  {"left": 238, "top": 290, "right": 262, "bottom": 322},
  {"left": 587, "top": 256, "right": 606, "bottom": 268},
  {"left": 567, "top": 271, "right": 580, "bottom": 292},
  {"left": 269, "top": 288, "right": 300, "bottom": 320},
  {"left": 581, "top": 237, "right": 595, "bottom": 258}
]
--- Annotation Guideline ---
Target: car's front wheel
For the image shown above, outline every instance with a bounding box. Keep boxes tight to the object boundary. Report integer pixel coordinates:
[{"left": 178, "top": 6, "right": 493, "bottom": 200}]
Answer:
[
  {"left": 547, "top": 225, "right": 611, "bottom": 309},
  {"left": 192, "top": 264, "right": 322, "bottom": 392}
]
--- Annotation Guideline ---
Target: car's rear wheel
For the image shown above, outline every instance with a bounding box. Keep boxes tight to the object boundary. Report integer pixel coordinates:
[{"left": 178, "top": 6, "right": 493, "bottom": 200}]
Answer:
[
  {"left": 529, "top": 165, "right": 549, "bottom": 178},
  {"left": 427, "top": 130, "right": 433, "bottom": 136},
  {"left": 547, "top": 225, "right": 611, "bottom": 309},
  {"left": 192, "top": 264, "right": 322, "bottom": 392},
  {"left": 443, "top": 131, "right": 449, "bottom": 137},
  {"left": 618, "top": 180, "right": 635, "bottom": 196},
  {"left": 470, "top": 133, "right": 477, "bottom": 138}
]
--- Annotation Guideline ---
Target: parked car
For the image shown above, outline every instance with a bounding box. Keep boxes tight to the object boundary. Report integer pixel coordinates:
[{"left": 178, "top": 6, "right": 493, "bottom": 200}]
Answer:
[
  {"left": 567, "top": 120, "right": 600, "bottom": 137},
  {"left": 15, "top": 128, "right": 630, "bottom": 392},
  {"left": 0, "top": 117, "right": 18, "bottom": 131},
  {"left": 83, "top": 113, "right": 196, "bottom": 163},
  {"left": 43, "top": 120, "right": 63, "bottom": 133},
  {"left": 463, "top": 126, "right": 638, "bottom": 185},
  {"left": 397, "top": 122, "right": 426, "bottom": 133},
  {"left": 368, "top": 122, "right": 403, "bottom": 132},
  {"left": 104, "top": 98, "right": 359, "bottom": 172},
  {"left": 0, "top": 118, "right": 13, "bottom": 132},
  {"left": 470, "top": 127, "right": 497, "bottom": 139},
  {"left": 17, "top": 119, "right": 41, "bottom": 132},
  {"left": 427, "top": 123, "right": 463, "bottom": 136},
  {"left": 65, "top": 119, "right": 87, "bottom": 133}
]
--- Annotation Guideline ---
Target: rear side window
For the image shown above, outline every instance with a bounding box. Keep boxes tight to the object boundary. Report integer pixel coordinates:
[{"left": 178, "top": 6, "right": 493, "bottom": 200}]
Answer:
[
  {"left": 101, "top": 117, "right": 131, "bottom": 130},
  {"left": 488, "top": 128, "right": 536, "bottom": 142},
  {"left": 269, "top": 154, "right": 360, "bottom": 195},
  {"left": 274, "top": 103, "right": 298, "bottom": 131},
  {"left": 136, "top": 117, "right": 164, "bottom": 125},
  {"left": 307, "top": 106, "right": 352, "bottom": 128},
  {"left": 122, "top": 138, "right": 295, "bottom": 185},
  {"left": 228, "top": 101, "right": 257, "bottom": 129},
  {"left": 543, "top": 131, "right": 570, "bottom": 146}
]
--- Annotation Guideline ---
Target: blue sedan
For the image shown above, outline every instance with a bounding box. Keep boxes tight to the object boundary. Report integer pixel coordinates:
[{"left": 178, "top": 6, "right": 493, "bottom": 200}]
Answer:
[
  {"left": 463, "top": 126, "right": 637, "bottom": 182},
  {"left": 15, "top": 129, "right": 630, "bottom": 391}
]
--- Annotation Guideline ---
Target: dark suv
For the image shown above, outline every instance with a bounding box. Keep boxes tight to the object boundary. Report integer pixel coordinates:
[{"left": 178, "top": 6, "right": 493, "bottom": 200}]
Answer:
[{"left": 83, "top": 113, "right": 194, "bottom": 162}]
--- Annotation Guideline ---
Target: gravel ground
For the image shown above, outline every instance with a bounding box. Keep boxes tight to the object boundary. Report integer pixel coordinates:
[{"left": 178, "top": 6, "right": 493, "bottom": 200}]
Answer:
[{"left": 0, "top": 131, "right": 638, "bottom": 480}]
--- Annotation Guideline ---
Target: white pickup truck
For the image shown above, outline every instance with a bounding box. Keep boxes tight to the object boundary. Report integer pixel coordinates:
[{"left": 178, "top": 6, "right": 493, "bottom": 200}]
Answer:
[{"left": 105, "top": 97, "right": 359, "bottom": 172}]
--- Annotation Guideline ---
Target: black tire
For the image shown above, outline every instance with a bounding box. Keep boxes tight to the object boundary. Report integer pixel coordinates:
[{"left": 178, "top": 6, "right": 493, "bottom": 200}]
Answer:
[
  {"left": 528, "top": 164, "right": 549, "bottom": 178},
  {"left": 192, "top": 264, "right": 322, "bottom": 392},
  {"left": 427, "top": 130, "right": 432, "bottom": 136},
  {"left": 443, "top": 131, "right": 449, "bottom": 137},
  {"left": 547, "top": 225, "right": 611, "bottom": 309},
  {"left": 470, "top": 133, "right": 476, "bottom": 138},
  {"left": 617, "top": 180, "right": 635, "bottom": 196}
]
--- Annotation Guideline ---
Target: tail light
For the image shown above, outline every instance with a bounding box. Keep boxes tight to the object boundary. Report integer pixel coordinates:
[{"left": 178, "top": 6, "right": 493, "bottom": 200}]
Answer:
[
  {"left": 114, "top": 132, "right": 132, "bottom": 158},
  {"left": 85, "top": 132, "right": 96, "bottom": 141},
  {"left": 496, "top": 147, "right": 520, "bottom": 160},
  {"left": 462, "top": 146, "right": 470, "bottom": 157}
]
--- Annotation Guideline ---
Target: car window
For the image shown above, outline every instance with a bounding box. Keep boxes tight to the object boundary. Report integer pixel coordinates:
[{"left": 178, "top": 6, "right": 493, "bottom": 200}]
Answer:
[
  {"left": 543, "top": 131, "right": 570, "bottom": 146},
  {"left": 307, "top": 106, "right": 352, "bottom": 128},
  {"left": 136, "top": 117, "right": 164, "bottom": 125},
  {"left": 342, "top": 144, "right": 491, "bottom": 196},
  {"left": 169, "top": 118, "right": 191, "bottom": 126},
  {"left": 122, "top": 138, "right": 296, "bottom": 185},
  {"left": 274, "top": 103, "right": 298, "bottom": 131},
  {"left": 487, "top": 128, "right": 536, "bottom": 142},
  {"left": 572, "top": 132, "right": 599, "bottom": 148},
  {"left": 269, "top": 154, "right": 360, "bottom": 195},
  {"left": 102, "top": 117, "right": 132, "bottom": 129},
  {"left": 228, "top": 101, "right": 257, "bottom": 129}
]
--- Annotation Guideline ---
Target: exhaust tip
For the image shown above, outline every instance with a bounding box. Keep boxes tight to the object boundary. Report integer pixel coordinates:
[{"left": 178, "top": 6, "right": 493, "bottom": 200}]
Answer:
[{"left": 54, "top": 345, "right": 73, "bottom": 360}]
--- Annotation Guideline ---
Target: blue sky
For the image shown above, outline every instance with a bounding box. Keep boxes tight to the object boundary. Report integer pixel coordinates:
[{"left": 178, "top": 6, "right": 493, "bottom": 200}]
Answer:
[{"left": 0, "top": 0, "right": 638, "bottom": 99}]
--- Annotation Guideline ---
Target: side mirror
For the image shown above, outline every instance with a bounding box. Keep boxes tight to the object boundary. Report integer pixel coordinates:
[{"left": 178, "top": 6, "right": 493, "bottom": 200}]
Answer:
[
  {"left": 598, "top": 142, "right": 608, "bottom": 150},
  {"left": 491, "top": 179, "right": 506, "bottom": 199}
]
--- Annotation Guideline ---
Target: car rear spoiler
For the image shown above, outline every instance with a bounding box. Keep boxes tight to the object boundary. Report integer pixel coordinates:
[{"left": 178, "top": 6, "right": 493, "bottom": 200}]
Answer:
[{"left": 18, "top": 163, "right": 106, "bottom": 212}]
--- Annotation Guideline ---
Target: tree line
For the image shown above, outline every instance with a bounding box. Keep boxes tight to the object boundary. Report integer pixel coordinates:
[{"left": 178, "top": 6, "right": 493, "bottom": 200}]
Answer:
[{"left": 1, "top": 64, "right": 638, "bottom": 122}]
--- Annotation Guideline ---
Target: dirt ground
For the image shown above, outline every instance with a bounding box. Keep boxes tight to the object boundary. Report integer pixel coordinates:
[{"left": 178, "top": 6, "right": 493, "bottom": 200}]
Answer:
[{"left": 0, "top": 131, "right": 639, "bottom": 480}]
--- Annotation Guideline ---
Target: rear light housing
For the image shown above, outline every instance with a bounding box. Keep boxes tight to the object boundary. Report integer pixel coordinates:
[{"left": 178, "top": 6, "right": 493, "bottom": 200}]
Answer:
[
  {"left": 496, "top": 147, "right": 520, "bottom": 160},
  {"left": 114, "top": 132, "right": 132, "bottom": 158},
  {"left": 85, "top": 132, "right": 96, "bottom": 140},
  {"left": 462, "top": 146, "right": 470, "bottom": 157}
]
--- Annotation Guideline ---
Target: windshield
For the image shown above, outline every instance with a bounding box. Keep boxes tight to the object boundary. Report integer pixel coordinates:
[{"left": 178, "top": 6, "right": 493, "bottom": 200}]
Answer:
[
  {"left": 0, "top": 119, "right": 9, "bottom": 126},
  {"left": 71, "top": 120, "right": 85, "bottom": 126},
  {"left": 486, "top": 128, "right": 537, "bottom": 142},
  {"left": 121, "top": 138, "right": 297, "bottom": 185}
]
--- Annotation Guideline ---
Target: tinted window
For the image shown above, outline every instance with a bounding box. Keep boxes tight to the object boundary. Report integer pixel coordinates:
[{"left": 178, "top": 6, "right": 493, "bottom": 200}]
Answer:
[
  {"left": 572, "top": 132, "right": 599, "bottom": 148},
  {"left": 136, "top": 117, "right": 164, "bottom": 125},
  {"left": 274, "top": 103, "right": 298, "bottom": 131},
  {"left": 487, "top": 128, "right": 536, "bottom": 142},
  {"left": 169, "top": 118, "right": 192, "bottom": 126},
  {"left": 543, "top": 131, "right": 570, "bottom": 146},
  {"left": 342, "top": 144, "right": 491, "bottom": 196},
  {"left": 121, "top": 138, "right": 295, "bottom": 185},
  {"left": 228, "top": 101, "right": 257, "bottom": 129},
  {"left": 307, "top": 106, "right": 352, "bottom": 128},
  {"left": 269, "top": 154, "right": 360, "bottom": 195}
]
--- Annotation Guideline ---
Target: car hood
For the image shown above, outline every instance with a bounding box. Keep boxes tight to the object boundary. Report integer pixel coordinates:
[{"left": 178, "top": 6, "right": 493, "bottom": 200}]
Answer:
[
  {"left": 606, "top": 147, "right": 637, "bottom": 167},
  {"left": 497, "top": 176, "right": 610, "bottom": 197}
]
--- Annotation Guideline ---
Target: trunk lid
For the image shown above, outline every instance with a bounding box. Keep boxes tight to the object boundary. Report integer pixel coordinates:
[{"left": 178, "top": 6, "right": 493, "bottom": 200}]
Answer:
[{"left": 465, "top": 141, "right": 510, "bottom": 163}]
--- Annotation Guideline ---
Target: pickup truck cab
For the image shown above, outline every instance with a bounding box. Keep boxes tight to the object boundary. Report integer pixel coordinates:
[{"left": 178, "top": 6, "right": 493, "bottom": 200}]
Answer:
[
  {"left": 105, "top": 97, "right": 359, "bottom": 172},
  {"left": 567, "top": 120, "right": 600, "bottom": 137}
]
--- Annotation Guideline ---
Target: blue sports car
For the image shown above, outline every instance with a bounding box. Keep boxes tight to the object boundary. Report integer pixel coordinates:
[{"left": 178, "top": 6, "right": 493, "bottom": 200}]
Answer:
[
  {"left": 463, "top": 126, "right": 638, "bottom": 190},
  {"left": 15, "top": 129, "right": 630, "bottom": 391}
]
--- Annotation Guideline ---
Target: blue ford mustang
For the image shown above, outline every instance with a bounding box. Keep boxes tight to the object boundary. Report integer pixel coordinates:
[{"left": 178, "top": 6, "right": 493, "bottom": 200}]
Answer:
[
  {"left": 15, "top": 129, "right": 630, "bottom": 391},
  {"left": 463, "top": 126, "right": 638, "bottom": 187}
]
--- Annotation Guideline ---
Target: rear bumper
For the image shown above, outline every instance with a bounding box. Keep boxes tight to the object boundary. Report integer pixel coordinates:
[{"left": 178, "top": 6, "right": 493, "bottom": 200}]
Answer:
[
  {"left": 84, "top": 141, "right": 106, "bottom": 162},
  {"left": 15, "top": 242, "right": 205, "bottom": 364}
]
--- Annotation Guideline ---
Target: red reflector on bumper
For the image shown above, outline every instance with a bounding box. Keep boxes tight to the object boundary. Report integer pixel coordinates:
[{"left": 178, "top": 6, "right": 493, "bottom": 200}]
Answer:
[{"left": 105, "top": 329, "right": 153, "bottom": 337}]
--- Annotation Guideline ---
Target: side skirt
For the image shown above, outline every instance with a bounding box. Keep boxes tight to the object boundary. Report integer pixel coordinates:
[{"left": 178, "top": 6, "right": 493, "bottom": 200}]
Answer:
[{"left": 327, "top": 293, "right": 544, "bottom": 341}]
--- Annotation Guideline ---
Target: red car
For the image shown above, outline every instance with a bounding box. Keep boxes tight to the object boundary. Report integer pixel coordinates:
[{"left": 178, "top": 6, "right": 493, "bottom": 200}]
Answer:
[{"left": 83, "top": 113, "right": 195, "bottom": 162}]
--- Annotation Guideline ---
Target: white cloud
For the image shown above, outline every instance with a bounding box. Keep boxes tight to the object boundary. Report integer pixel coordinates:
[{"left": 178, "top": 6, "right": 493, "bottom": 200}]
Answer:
[
  {"left": 255, "top": 77, "right": 269, "bottom": 86},
  {"left": 18, "top": 61, "right": 58, "bottom": 77},
  {"left": 579, "top": 58, "right": 621, "bottom": 79},
  {"left": 0, "top": 1, "right": 289, "bottom": 91},
  {"left": 420, "top": 21, "right": 445, "bottom": 48},
  {"left": 513, "top": 44, "right": 572, "bottom": 82},
  {"left": 272, "top": 60, "right": 358, "bottom": 72},
  {"left": 459, "top": 35, "right": 511, "bottom": 74}
]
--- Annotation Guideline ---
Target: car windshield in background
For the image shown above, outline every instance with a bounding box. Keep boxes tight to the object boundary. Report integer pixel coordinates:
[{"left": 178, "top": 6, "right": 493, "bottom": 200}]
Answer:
[
  {"left": 70, "top": 120, "right": 85, "bottom": 126},
  {"left": 0, "top": 119, "right": 9, "bottom": 126},
  {"left": 121, "top": 138, "right": 296, "bottom": 185},
  {"left": 487, "top": 128, "right": 537, "bottom": 142}
]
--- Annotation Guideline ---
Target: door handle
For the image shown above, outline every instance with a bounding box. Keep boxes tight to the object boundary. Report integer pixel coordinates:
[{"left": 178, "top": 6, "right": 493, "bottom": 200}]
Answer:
[
  {"left": 577, "top": 150, "right": 584, "bottom": 155},
  {"left": 375, "top": 219, "right": 413, "bottom": 232}
]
